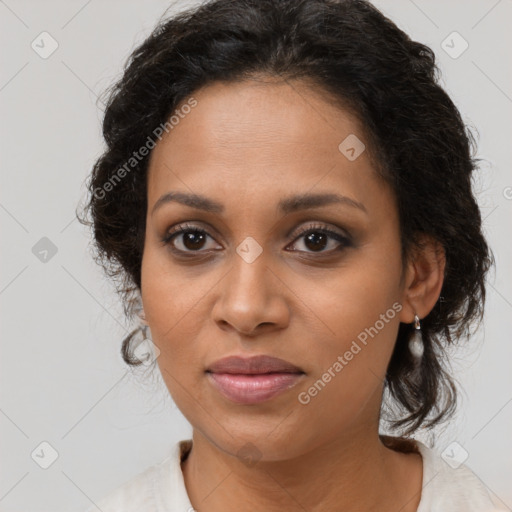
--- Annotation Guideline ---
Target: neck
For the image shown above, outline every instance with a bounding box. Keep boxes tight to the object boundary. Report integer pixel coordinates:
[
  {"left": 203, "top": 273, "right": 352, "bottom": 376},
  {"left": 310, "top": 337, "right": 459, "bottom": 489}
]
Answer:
[{"left": 180, "top": 427, "right": 423, "bottom": 512}]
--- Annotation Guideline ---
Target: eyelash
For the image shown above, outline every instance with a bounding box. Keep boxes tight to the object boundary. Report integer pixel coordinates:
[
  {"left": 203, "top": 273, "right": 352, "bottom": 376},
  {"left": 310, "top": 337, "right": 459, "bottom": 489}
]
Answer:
[{"left": 161, "top": 222, "right": 352, "bottom": 256}]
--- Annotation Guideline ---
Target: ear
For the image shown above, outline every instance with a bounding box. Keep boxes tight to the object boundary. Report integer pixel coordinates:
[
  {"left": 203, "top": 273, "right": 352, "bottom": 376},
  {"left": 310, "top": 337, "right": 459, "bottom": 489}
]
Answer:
[{"left": 399, "top": 234, "right": 446, "bottom": 324}]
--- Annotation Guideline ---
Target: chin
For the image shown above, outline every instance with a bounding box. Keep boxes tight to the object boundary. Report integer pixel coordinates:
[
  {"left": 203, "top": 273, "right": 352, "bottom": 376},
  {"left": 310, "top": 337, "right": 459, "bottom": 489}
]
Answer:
[{"left": 194, "top": 418, "right": 320, "bottom": 464}]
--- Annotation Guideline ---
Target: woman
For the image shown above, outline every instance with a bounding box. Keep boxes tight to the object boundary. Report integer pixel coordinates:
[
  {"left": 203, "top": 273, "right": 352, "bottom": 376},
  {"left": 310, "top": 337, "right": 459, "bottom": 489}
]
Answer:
[{"left": 80, "top": 0, "right": 499, "bottom": 510}]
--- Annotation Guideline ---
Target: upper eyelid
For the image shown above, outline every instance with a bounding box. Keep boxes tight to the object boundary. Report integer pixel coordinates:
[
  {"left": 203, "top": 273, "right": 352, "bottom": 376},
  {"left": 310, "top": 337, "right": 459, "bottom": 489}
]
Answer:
[
  {"left": 288, "top": 223, "right": 349, "bottom": 239},
  {"left": 165, "top": 221, "right": 221, "bottom": 241},
  {"left": 165, "top": 221, "right": 350, "bottom": 245}
]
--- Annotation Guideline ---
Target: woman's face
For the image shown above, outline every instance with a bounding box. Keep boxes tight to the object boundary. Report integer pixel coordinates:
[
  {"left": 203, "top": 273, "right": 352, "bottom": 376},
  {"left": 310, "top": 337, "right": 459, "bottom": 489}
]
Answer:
[{"left": 141, "top": 78, "right": 410, "bottom": 460}]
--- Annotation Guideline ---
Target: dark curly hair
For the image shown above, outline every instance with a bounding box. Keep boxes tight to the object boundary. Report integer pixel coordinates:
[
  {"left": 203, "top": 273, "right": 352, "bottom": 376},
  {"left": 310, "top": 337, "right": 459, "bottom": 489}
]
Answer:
[{"left": 78, "top": 0, "right": 493, "bottom": 435}]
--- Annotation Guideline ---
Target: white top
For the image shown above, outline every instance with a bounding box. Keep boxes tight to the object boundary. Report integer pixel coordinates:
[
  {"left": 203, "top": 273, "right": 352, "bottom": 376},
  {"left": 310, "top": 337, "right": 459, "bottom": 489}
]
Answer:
[{"left": 85, "top": 438, "right": 500, "bottom": 512}]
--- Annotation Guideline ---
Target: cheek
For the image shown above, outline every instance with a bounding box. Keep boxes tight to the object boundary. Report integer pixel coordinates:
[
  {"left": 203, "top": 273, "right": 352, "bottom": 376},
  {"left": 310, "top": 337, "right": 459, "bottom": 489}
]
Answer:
[
  {"left": 302, "top": 236, "right": 404, "bottom": 390},
  {"left": 293, "top": 278, "right": 402, "bottom": 436},
  {"left": 140, "top": 248, "right": 204, "bottom": 366},
  {"left": 141, "top": 236, "right": 214, "bottom": 328},
  {"left": 141, "top": 255, "right": 210, "bottom": 416},
  {"left": 316, "top": 243, "right": 401, "bottom": 334}
]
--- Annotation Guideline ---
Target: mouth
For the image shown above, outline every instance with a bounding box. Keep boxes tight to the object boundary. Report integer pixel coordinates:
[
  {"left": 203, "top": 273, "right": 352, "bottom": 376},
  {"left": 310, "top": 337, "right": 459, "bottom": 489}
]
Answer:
[
  {"left": 205, "top": 355, "right": 305, "bottom": 404},
  {"left": 206, "top": 354, "right": 304, "bottom": 374}
]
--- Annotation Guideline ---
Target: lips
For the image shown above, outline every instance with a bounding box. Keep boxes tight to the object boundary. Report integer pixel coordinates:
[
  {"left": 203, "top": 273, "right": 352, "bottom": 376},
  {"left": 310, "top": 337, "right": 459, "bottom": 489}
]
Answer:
[
  {"left": 206, "top": 355, "right": 304, "bottom": 375},
  {"left": 206, "top": 355, "right": 305, "bottom": 404}
]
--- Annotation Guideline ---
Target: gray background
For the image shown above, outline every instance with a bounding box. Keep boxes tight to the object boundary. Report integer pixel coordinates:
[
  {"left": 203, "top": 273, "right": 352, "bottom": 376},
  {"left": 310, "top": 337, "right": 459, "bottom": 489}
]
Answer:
[{"left": 0, "top": 0, "right": 511, "bottom": 510}]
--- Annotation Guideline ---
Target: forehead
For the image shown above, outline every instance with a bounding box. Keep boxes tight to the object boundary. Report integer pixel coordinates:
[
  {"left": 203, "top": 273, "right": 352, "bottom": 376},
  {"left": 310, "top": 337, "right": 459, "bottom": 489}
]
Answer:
[{"left": 146, "top": 78, "right": 382, "bottom": 211}]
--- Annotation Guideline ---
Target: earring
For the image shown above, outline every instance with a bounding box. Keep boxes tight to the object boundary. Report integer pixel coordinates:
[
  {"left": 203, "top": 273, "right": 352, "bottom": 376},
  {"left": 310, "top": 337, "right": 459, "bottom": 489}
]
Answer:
[
  {"left": 132, "top": 324, "right": 158, "bottom": 366},
  {"left": 408, "top": 314, "right": 424, "bottom": 359}
]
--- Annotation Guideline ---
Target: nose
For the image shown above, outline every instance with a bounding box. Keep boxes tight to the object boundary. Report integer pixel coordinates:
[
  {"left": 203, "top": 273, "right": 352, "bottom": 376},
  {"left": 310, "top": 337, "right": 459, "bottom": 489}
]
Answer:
[{"left": 211, "top": 248, "right": 290, "bottom": 337}]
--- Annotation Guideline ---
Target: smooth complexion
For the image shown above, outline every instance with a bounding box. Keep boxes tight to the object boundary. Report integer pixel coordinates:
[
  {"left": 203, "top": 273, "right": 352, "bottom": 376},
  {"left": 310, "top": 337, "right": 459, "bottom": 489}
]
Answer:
[{"left": 140, "top": 77, "right": 445, "bottom": 512}]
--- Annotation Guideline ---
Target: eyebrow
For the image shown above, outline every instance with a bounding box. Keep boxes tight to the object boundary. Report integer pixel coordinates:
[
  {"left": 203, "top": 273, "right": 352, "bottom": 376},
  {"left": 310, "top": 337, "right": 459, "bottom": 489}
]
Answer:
[{"left": 151, "top": 191, "right": 367, "bottom": 216}]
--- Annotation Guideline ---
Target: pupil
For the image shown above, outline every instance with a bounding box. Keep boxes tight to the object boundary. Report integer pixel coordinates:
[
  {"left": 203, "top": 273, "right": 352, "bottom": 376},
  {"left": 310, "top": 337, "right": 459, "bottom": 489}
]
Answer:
[
  {"left": 305, "top": 232, "right": 327, "bottom": 251},
  {"left": 184, "top": 231, "right": 205, "bottom": 250}
]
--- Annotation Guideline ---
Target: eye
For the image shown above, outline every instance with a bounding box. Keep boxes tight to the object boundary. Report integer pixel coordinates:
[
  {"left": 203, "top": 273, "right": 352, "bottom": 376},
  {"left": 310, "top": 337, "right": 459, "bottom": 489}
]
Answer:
[
  {"left": 162, "top": 221, "right": 352, "bottom": 256},
  {"left": 287, "top": 223, "right": 352, "bottom": 254},
  {"left": 162, "top": 222, "right": 221, "bottom": 254}
]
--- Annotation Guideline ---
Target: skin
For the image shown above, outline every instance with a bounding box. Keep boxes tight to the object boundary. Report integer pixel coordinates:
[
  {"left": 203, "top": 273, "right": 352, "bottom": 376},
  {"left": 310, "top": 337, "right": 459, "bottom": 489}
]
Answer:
[{"left": 140, "top": 77, "right": 445, "bottom": 512}]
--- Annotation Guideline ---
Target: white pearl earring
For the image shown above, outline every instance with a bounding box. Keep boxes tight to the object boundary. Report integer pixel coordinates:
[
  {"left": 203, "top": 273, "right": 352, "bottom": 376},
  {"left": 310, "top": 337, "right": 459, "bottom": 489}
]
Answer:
[{"left": 408, "top": 314, "right": 424, "bottom": 359}]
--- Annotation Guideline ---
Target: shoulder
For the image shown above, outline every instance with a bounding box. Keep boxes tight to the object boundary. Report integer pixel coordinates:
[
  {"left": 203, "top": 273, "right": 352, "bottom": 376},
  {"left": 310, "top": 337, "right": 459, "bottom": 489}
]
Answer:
[
  {"left": 415, "top": 440, "right": 499, "bottom": 512},
  {"left": 82, "top": 439, "right": 193, "bottom": 512},
  {"left": 82, "top": 457, "right": 166, "bottom": 512}
]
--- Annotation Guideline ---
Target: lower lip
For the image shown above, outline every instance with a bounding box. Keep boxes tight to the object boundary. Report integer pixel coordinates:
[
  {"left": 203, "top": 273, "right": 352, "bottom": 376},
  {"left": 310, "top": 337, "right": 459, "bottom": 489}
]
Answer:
[{"left": 206, "top": 372, "right": 304, "bottom": 404}]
